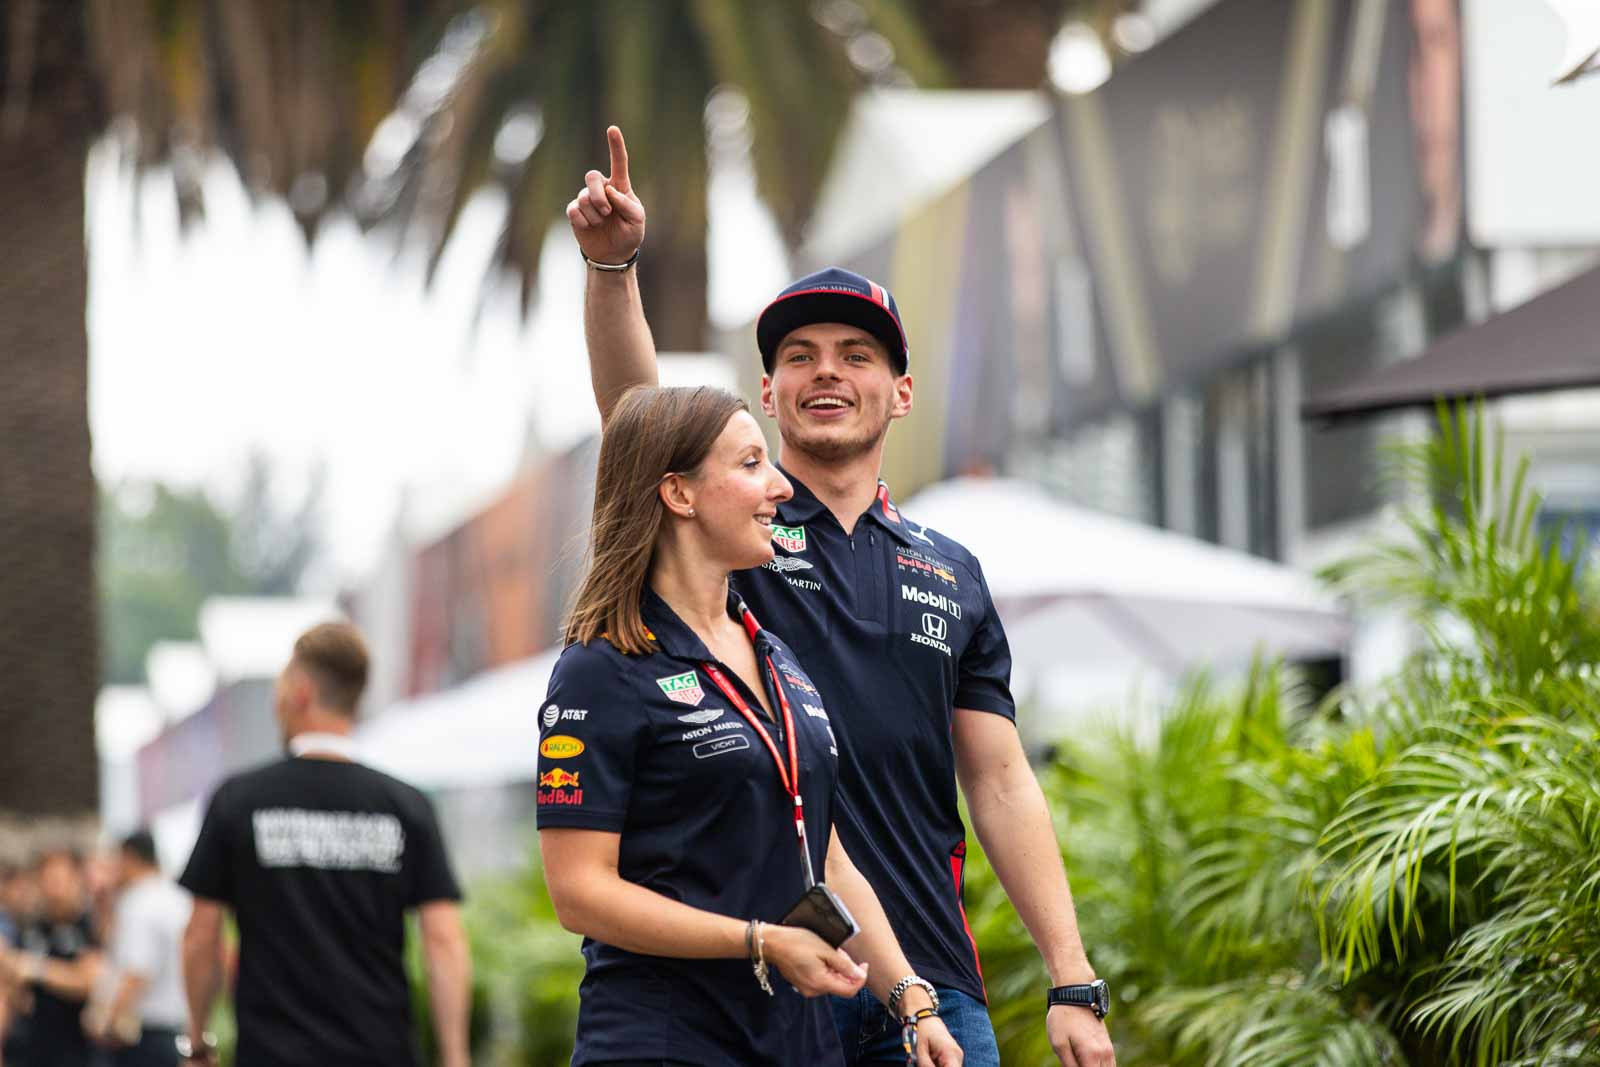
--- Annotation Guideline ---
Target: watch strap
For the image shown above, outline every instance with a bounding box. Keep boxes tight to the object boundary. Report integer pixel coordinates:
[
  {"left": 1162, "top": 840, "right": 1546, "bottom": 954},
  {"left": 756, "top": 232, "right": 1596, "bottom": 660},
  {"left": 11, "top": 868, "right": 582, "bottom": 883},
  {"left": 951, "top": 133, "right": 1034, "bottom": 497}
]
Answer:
[{"left": 1047, "top": 979, "right": 1109, "bottom": 1019}]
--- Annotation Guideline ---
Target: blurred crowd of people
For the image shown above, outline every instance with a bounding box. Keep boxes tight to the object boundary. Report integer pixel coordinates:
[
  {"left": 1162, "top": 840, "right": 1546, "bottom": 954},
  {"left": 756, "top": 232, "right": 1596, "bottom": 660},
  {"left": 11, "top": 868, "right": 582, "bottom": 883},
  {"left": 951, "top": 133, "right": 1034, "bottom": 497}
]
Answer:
[{"left": 0, "top": 833, "right": 191, "bottom": 1067}]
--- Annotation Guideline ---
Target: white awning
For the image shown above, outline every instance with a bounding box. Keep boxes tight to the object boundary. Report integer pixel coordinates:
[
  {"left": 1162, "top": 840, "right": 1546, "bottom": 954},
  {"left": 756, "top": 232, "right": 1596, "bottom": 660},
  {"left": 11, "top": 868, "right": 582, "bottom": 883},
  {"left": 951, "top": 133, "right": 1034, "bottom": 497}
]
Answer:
[
  {"left": 355, "top": 647, "right": 561, "bottom": 790},
  {"left": 900, "top": 478, "right": 1350, "bottom": 689}
]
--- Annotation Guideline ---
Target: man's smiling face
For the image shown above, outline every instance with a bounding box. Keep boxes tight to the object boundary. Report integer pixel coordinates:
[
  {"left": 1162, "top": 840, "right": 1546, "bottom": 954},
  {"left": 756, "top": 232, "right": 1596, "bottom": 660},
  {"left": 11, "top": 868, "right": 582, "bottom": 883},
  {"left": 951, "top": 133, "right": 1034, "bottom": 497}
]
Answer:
[{"left": 761, "top": 321, "right": 913, "bottom": 463}]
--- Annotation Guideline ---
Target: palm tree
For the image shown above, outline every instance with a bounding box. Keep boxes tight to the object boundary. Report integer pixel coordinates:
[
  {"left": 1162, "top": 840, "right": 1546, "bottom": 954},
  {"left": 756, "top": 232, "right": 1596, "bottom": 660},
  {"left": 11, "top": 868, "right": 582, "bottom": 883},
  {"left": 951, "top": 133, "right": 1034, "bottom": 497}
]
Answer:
[
  {"left": 86, "top": 0, "right": 944, "bottom": 350},
  {"left": 962, "top": 404, "right": 1600, "bottom": 1066},
  {"left": 1314, "top": 405, "right": 1600, "bottom": 1065},
  {"left": 1, "top": 0, "right": 1119, "bottom": 849},
  {"left": 0, "top": 0, "right": 103, "bottom": 856}
]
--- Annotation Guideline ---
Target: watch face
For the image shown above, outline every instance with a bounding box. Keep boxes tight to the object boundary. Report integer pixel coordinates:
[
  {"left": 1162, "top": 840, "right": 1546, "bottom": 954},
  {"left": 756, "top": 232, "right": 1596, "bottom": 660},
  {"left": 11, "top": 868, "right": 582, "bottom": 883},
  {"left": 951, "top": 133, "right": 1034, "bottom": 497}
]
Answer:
[{"left": 1094, "top": 979, "right": 1110, "bottom": 1018}]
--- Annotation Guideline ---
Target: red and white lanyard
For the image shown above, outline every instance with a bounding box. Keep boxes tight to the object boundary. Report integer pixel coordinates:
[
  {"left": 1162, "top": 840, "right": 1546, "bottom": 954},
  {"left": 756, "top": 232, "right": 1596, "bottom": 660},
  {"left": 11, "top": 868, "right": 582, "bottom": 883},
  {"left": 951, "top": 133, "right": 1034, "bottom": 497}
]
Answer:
[{"left": 698, "top": 607, "right": 817, "bottom": 888}]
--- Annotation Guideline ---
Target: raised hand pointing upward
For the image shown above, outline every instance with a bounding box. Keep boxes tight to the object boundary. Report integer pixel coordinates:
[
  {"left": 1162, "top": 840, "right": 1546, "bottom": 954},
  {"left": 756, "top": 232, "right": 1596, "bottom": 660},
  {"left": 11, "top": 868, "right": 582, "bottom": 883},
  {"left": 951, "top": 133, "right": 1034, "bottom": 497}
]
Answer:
[{"left": 567, "top": 125, "right": 646, "bottom": 266}]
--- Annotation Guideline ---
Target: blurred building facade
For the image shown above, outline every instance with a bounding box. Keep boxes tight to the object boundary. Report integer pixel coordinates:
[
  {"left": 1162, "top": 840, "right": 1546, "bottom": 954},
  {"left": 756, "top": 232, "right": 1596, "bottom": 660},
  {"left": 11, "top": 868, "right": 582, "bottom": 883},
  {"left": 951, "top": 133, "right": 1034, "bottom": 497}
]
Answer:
[{"left": 734, "top": 0, "right": 1600, "bottom": 684}]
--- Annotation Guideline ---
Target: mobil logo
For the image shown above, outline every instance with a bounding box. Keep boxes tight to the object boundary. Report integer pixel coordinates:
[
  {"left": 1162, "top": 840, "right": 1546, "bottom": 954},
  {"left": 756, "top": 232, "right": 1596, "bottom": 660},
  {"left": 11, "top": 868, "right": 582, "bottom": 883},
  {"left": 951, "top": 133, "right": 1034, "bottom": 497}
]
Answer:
[{"left": 901, "top": 584, "right": 961, "bottom": 619}]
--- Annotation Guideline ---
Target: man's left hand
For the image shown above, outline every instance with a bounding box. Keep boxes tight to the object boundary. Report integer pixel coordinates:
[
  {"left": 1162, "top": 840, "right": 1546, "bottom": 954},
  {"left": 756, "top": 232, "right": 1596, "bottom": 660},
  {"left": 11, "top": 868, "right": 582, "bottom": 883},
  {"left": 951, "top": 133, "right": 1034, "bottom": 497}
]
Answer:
[
  {"left": 1047, "top": 1004, "right": 1115, "bottom": 1067},
  {"left": 912, "top": 1013, "right": 963, "bottom": 1066}
]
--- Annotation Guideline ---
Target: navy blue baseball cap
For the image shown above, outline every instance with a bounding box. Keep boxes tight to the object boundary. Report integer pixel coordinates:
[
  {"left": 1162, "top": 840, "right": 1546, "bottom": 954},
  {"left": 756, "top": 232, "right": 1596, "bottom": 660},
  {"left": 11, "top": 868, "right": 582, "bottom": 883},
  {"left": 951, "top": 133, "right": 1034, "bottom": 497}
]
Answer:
[{"left": 756, "top": 267, "right": 909, "bottom": 375}]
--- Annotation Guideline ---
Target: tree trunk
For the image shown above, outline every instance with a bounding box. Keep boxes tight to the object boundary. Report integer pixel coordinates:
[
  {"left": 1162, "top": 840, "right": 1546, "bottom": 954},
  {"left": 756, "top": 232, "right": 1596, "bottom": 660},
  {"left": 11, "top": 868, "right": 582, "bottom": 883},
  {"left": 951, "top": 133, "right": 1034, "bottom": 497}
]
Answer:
[
  {"left": 635, "top": 232, "right": 708, "bottom": 354},
  {"left": 0, "top": 0, "right": 101, "bottom": 859}
]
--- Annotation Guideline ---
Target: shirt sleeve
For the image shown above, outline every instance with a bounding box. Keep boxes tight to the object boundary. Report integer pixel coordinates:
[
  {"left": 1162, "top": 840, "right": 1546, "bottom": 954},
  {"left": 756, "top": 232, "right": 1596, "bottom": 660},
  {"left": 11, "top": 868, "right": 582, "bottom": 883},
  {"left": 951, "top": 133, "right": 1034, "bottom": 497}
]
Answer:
[
  {"left": 535, "top": 643, "right": 651, "bottom": 833},
  {"left": 178, "top": 782, "right": 236, "bottom": 905},
  {"left": 111, "top": 893, "right": 160, "bottom": 977},
  {"left": 405, "top": 791, "right": 463, "bottom": 906},
  {"left": 954, "top": 557, "right": 1018, "bottom": 720}
]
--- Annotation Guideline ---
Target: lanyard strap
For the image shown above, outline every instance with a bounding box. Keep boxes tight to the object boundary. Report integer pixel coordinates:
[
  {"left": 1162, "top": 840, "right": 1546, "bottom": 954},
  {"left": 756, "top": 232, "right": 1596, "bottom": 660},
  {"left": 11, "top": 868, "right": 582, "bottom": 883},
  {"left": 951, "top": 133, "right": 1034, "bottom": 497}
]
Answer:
[{"left": 698, "top": 608, "right": 816, "bottom": 887}]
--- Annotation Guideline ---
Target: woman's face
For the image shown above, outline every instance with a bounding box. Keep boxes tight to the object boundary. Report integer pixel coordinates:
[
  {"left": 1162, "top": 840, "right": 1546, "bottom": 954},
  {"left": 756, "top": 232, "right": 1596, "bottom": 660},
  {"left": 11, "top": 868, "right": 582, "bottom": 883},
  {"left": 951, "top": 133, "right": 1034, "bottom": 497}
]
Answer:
[{"left": 682, "top": 411, "right": 793, "bottom": 570}]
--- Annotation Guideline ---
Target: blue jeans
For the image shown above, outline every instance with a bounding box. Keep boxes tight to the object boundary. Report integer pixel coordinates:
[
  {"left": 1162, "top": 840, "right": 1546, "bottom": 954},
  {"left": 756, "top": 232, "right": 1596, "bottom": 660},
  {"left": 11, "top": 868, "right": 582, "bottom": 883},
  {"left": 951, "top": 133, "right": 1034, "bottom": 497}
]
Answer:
[{"left": 830, "top": 986, "right": 1000, "bottom": 1066}]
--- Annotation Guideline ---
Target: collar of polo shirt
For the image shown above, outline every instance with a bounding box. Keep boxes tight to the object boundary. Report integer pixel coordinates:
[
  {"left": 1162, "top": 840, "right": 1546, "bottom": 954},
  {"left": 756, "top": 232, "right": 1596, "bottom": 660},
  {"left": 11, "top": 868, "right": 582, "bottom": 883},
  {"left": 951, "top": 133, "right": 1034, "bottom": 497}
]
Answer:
[
  {"left": 639, "top": 587, "right": 749, "bottom": 662},
  {"left": 775, "top": 466, "right": 923, "bottom": 547}
]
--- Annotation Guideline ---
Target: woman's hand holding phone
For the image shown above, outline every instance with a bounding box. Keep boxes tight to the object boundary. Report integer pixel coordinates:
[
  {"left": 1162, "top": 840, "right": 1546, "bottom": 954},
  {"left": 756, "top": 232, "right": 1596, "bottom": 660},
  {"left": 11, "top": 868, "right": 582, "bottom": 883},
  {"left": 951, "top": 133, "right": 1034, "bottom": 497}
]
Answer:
[{"left": 763, "top": 924, "right": 868, "bottom": 999}]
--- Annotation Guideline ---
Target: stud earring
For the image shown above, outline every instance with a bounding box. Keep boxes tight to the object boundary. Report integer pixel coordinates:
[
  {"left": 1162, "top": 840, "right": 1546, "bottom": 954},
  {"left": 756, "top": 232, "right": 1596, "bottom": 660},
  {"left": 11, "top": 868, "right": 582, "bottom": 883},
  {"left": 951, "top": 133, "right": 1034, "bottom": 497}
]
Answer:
[{"left": 687, "top": 508, "right": 696, "bottom": 517}]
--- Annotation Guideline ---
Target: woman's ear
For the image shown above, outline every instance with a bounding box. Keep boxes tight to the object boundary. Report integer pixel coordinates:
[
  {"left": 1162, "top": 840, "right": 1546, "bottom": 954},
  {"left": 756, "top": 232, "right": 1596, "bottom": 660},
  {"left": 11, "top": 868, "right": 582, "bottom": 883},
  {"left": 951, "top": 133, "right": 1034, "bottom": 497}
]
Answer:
[{"left": 658, "top": 473, "right": 697, "bottom": 519}]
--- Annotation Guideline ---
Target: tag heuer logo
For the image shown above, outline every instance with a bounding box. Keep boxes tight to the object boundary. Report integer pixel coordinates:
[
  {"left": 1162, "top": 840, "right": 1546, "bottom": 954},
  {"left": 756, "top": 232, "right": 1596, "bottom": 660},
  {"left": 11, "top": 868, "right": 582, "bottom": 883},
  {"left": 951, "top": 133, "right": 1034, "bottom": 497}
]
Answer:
[
  {"left": 770, "top": 524, "right": 807, "bottom": 553},
  {"left": 656, "top": 671, "right": 705, "bottom": 706}
]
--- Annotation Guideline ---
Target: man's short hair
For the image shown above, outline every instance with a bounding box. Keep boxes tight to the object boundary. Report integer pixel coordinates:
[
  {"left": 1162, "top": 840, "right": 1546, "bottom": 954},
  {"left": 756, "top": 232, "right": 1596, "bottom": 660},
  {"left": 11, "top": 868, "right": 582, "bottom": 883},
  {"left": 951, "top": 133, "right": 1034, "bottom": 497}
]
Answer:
[
  {"left": 121, "top": 830, "right": 159, "bottom": 868},
  {"left": 291, "top": 621, "right": 369, "bottom": 714}
]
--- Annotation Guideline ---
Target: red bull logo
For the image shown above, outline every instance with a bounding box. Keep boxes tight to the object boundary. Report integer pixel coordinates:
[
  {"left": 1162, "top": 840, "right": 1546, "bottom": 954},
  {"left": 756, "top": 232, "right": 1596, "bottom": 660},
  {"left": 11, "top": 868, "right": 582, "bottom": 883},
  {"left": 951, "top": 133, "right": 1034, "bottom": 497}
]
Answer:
[
  {"left": 538, "top": 767, "right": 583, "bottom": 806},
  {"left": 539, "top": 768, "right": 581, "bottom": 789}
]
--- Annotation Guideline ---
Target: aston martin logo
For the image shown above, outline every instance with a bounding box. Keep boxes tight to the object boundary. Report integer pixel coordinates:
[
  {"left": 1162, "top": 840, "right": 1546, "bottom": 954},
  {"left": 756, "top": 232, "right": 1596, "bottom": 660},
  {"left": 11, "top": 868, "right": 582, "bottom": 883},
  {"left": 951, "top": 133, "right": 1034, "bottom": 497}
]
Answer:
[{"left": 766, "top": 555, "right": 814, "bottom": 573}]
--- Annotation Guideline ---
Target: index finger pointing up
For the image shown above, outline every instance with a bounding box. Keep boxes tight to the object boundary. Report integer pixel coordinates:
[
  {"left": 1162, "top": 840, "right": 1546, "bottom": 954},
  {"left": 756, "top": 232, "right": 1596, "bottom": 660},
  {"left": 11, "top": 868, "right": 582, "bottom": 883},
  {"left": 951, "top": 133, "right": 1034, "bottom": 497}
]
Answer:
[{"left": 607, "top": 126, "right": 631, "bottom": 193}]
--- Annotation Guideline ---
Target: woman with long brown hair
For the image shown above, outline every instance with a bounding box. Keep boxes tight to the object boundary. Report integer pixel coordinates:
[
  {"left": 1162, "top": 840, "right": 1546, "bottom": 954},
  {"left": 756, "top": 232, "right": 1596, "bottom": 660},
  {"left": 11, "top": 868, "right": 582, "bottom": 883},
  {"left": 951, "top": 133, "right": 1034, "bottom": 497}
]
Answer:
[{"left": 537, "top": 386, "right": 959, "bottom": 1066}]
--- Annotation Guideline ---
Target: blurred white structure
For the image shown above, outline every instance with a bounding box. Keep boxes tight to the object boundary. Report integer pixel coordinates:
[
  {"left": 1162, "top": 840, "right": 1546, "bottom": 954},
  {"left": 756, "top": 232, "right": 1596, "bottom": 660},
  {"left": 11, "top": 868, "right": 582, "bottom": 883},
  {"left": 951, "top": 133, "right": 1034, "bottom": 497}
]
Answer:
[
  {"left": 96, "top": 687, "right": 165, "bottom": 838},
  {"left": 1546, "top": 0, "right": 1600, "bottom": 82},
  {"left": 355, "top": 647, "right": 558, "bottom": 790},
  {"left": 144, "top": 642, "right": 217, "bottom": 724},
  {"left": 903, "top": 478, "right": 1350, "bottom": 729},
  {"left": 354, "top": 649, "right": 563, "bottom": 878},
  {"left": 1465, "top": 0, "right": 1600, "bottom": 245},
  {"left": 806, "top": 90, "right": 1050, "bottom": 264},
  {"left": 197, "top": 597, "right": 341, "bottom": 683}
]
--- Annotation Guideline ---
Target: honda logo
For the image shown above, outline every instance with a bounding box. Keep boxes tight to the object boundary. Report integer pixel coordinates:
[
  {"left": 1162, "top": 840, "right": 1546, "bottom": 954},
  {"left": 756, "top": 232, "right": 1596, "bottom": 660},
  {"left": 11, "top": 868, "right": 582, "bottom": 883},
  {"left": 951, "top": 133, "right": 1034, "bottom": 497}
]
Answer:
[{"left": 922, "top": 613, "right": 947, "bottom": 641}]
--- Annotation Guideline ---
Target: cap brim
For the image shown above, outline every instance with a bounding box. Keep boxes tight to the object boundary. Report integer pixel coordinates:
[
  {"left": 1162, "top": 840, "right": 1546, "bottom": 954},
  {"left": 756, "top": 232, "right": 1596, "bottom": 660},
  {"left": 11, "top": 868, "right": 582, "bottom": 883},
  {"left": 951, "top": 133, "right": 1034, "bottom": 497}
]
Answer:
[{"left": 757, "top": 290, "right": 908, "bottom": 374}]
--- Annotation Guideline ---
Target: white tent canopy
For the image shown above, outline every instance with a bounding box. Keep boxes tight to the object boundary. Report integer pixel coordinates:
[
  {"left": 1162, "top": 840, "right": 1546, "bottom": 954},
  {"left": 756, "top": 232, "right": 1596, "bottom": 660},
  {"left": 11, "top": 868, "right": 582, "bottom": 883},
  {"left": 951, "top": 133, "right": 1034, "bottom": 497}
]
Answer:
[
  {"left": 355, "top": 647, "right": 560, "bottom": 790},
  {"left": 900, "top": 478, "right": 1350, "bottom": 708}
]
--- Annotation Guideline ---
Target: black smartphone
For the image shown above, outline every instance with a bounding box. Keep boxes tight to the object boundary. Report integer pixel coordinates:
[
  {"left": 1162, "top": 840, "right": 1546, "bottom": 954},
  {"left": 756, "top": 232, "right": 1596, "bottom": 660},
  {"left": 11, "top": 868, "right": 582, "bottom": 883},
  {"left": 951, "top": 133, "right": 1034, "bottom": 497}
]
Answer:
[{"left": 781, "top": 883, "right": 860, "bottom": 948}]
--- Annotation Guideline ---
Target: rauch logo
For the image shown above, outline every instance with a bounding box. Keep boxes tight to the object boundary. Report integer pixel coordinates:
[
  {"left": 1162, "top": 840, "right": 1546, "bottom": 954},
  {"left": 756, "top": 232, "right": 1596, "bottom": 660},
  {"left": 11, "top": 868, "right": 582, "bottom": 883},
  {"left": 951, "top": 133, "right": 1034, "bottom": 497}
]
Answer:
[{"left": 539, "top": 735, "right": 585, "bottom": 759}]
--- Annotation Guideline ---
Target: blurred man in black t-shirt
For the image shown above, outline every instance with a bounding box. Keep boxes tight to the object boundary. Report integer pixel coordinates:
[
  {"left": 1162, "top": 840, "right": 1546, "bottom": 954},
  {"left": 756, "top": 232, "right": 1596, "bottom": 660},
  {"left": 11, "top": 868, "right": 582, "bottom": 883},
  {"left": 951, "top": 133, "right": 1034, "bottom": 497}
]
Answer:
[
  {"left": 177, "top": 622, "right": 471, "bottom": 1067},
  {"left": 0, "top": 850, "right": 103, "bottom": 1067}
]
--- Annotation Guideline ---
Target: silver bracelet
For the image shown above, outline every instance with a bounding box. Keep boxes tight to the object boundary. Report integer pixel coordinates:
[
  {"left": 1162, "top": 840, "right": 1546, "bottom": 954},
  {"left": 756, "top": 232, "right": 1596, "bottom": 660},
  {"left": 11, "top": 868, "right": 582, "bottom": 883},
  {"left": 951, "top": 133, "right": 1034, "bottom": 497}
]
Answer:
[
  {"left": 889, "top": 974, "right": 940, "bottom": 1016},
  {"left": 752, "top": 920, "right": 774, "bottom": 996},
  {"left": 581, "top": 247, "right": 640, "bottom": 272}
]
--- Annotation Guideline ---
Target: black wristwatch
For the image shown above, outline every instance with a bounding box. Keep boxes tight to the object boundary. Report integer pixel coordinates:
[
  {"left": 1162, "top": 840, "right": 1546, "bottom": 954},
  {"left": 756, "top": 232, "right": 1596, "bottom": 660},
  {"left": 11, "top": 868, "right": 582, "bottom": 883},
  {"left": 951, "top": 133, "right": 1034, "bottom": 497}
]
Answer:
[{"left": 1047, "top": 979, "right": 1110, "bottom": 1020}]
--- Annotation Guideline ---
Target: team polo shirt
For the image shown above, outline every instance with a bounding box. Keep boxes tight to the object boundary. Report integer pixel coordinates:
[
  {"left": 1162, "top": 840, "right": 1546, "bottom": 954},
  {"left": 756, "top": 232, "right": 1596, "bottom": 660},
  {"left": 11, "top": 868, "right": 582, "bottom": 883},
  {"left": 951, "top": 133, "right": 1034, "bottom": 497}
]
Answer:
[
  {"left": 536, "top": 588, "right": 845, "bottom": 1067},
  {"left": 730, "top": 472, "right": 1015, "bottom": 1002}
]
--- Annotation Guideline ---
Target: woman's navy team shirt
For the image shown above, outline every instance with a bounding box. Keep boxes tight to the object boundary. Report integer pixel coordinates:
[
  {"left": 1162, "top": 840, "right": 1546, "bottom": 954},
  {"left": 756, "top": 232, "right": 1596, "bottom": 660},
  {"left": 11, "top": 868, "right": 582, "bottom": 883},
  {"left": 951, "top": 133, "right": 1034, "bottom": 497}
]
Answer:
[
  {"left": 535, "top": 587, "right": 845, "bottom": 1067},
  {"left": 732, "top": 473, "right": 1015, "bottom": 1002}
]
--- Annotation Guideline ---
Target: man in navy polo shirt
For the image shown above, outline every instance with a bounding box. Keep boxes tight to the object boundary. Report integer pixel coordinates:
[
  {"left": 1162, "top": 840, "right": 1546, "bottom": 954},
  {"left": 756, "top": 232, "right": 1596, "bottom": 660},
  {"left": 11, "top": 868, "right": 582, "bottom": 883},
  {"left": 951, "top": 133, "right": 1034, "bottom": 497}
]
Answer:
[{"left": 565, "top": 127, "right": 1116, "bottom": 1067}]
